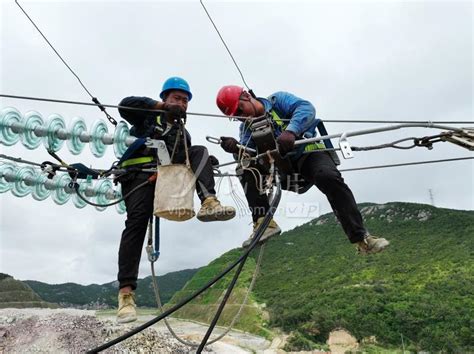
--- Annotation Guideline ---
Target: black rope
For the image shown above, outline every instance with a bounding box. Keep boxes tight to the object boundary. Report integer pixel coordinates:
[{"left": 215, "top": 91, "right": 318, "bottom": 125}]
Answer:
[
  {"left": 87, "top": 180, "right": 282, "bottom": 353},
  {"left": 0, "top": 154, "right": 63, "bottom": 169},
  {"left": 196, "top": 175, "right": 281, "bottom": 351},
  {"left": 14, "top": 0, "right": 117, "bottom": 126},
  {"left": 71, "top": 178, "right": 149, "bottom": 208}
]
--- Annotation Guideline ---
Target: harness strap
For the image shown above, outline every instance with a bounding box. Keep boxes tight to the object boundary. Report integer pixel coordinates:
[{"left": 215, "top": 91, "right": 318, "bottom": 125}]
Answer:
[{"left": 120, "top": 156, "right": 154, "bottom": 167}]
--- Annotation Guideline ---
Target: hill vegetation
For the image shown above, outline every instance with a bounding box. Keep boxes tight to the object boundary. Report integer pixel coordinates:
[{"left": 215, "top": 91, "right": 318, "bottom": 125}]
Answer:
[
  {"left": 168, "top": 202, "right": 474, "bottom": 352},
  {"left": 25, "top": 268, "right": 199, "bottom": 309},
  {"left": 0, "top": 273, "right": 57, "bottom": 309}
]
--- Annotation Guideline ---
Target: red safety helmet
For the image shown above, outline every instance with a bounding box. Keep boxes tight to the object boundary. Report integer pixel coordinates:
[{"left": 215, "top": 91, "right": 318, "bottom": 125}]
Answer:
[{"left": 216, "top": 85, "right": 244, "bottom": 116}]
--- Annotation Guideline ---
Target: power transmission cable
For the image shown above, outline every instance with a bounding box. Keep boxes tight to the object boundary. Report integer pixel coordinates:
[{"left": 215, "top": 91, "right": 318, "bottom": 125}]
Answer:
[
  {"left": 0, "top": 93, "right": 257, "bottom": 120},
  {"left": 1, "top": 94, "right": 472, "bottom": 125},
  {"left": 14, "top": 0, "right": 117, "bottom": 126},
  {"left": 339, "top": 156, "right": 474, "bottom": 172},
  {"left": 213, "top": 156, "right": 474, "bottom": 177}
]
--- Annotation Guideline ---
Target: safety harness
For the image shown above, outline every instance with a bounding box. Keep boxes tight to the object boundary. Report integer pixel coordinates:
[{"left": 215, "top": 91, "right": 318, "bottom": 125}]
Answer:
[{"left": 248, "top": 108, "right": 339, "bottom": 193}]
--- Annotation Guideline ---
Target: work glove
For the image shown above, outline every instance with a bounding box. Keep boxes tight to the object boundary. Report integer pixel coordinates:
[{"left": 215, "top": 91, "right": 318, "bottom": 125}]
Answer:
[
  {"left": 163, "top": 103, "right": 186, "bottom": 123},
  {"left": 277, "top": 130, "right": 297, "bottom": 156},
  {"left": 209, "top": 155, "right": 220, "bottom": 166},
  {"left": 220, "top": 136, "right": 239, "bottom": 154}
]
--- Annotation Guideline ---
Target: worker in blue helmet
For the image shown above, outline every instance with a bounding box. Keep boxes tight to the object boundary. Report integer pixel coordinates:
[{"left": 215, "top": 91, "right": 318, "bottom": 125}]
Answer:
[
  {"left": 115, "top": 77, "right": 235, "bottom": 324},
  {"left": 160, "top": 76, "right": 193, "bottom": 101}
]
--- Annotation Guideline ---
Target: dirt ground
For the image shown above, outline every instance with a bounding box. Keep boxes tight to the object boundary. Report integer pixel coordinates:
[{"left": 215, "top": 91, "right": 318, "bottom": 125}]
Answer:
[
  {"left": 0, "top": 308, "right": 268, "bottom": 353},
  {"left": 0, "top": 308, "right": 355, "bottom": 353}
]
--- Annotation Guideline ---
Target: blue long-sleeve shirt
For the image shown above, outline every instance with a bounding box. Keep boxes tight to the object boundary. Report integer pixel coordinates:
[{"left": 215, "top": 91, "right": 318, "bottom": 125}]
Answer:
[
  {"left": 238, "top": 91, "right": 339, "bottom": 164},
  {"left": 239, "top": 91, "right": 319, "bottom": 148}
]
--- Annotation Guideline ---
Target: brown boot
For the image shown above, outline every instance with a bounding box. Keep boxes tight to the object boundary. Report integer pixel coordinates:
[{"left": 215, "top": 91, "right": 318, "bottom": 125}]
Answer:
[
  {"left": 117, "top": 292, "right": 137, "bottom": 324},
  {"left": 196, "top": 196, "right": 236, "bottom": 222},
  {"left": 242, "top": 217, "right": 282, "bottom": 247},
  {"left": 356, "top": 235, "right": 390, "bottom": 255}
]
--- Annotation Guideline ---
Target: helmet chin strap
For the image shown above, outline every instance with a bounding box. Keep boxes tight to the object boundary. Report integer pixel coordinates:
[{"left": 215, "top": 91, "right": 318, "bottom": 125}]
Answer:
[{"left": 241, "top": 91, "right": 259, "bottom": 118}]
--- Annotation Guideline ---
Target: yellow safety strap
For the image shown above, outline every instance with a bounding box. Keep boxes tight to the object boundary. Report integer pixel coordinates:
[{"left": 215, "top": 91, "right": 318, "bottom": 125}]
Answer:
[
  {"left": 120, "top": 156, "right": 154, "bottom": 167},
  {"left": 271, "top": 110, "right": 325, "bottom": 152},
  {"left": 271, "top": 110, "right": 286, "bottom": 128}
]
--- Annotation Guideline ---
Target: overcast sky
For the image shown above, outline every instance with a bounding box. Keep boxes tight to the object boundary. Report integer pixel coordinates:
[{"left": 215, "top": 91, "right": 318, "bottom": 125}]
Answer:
[{"left": 0, "top": 0, "right": 472, "bottom": 286}]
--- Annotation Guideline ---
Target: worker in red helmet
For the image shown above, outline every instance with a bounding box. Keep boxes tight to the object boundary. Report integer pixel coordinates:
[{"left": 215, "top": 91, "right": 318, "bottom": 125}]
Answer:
[
  {"left": 216, "top": 85, "right": 389, "bottom": 254},
  {"left": 114, "top": 78, "right": 236, "bottom": 324}
]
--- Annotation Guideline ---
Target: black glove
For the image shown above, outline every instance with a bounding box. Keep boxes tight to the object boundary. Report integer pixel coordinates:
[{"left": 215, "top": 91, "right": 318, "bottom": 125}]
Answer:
[
  {"left": 277, "top": 130, "right": 297, "bottom": 156},
  {"left": 163, "top": 103, "right": 186, "bottom": 123},
  {"left": 209, "top": 155, "right": 220, "bottom": 166},
  {"left": 220, "top": 136, "right": 239, "bottom": 154}
]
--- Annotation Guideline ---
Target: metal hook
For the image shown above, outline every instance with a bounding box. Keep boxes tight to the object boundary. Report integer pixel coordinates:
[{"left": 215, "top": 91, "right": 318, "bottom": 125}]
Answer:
[{"left": 206, "top": 136, "right": 221, "bottom": 144}]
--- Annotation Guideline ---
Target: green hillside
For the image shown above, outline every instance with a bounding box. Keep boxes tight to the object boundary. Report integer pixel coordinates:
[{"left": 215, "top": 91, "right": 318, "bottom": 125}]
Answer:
[
  {"left": 25, "top": 268, "right": 199, "bottom": 308},
  {"left": 169, "top": 248, "right": 271, "bottom": 337},
  {"left": 168, "top": 202, "right": 474, "bottom": 352},
  {"left": 0, "top": 273, "right": 57, "bottom": 309}
]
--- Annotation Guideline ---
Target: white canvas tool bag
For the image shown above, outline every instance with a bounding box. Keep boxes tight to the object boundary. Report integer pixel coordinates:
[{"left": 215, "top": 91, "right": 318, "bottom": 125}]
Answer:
[
  {"left": 153, "top": 164, "right": 196, "bottom": 221},
  {"left": 153, "top": 124, "right": 195, "bottom": 221}
]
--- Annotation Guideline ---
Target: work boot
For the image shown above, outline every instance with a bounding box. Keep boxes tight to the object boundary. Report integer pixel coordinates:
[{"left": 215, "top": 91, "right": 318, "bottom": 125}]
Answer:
[
  {"left": 242, "top": 217, "right": 282, "bottom": 248},
  {"left": 196, "top": 196, "right": 236, "bottom": 222},
  {"left": 356, "top": 235, "right": 390, "bottom": 255},
  {"left": 117, "top": 292, "right": 137, "bottom": 324}
]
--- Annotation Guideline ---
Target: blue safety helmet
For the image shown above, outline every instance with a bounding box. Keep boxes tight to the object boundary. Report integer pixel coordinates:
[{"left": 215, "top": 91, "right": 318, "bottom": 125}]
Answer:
[{"left": 159, "top": 77, "right": 192, "bottom": 101}]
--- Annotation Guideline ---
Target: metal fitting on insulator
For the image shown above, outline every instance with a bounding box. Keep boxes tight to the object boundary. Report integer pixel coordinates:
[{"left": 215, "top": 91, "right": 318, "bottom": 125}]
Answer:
[{"left": 415, "top": 137, "right": 434, "bottom": 150}]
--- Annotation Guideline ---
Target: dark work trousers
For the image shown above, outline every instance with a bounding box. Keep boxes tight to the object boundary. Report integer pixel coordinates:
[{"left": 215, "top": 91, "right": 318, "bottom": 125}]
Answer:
[
  {"left": 238, "top": 151, "right": 367, "bottom": 243},
  {"left": 117, "top": 145, "right": 217, "bottom": 290},
  {"left": 298, "top": 152, "right": 367, "bottom": 243},
  {"left": 117, "top": 172, "right": 155, "bottom": 291}
]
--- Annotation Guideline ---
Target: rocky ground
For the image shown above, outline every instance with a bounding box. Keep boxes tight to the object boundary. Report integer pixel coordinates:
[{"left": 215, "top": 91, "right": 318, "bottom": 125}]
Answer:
[
  {"left": 0, "top": 308, "right": 357, "bottom": 353},
  {"left": 0, "top": 308, "right": 269, "bottom": 353}
]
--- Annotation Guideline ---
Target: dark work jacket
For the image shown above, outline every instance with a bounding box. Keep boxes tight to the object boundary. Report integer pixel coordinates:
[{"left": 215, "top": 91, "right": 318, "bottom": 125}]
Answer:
[{"left": 118, "top": 96, "right": 192, "bottom": 165}]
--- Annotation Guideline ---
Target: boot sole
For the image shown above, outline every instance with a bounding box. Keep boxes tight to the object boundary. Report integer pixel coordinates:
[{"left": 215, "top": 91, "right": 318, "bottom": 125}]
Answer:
[
  {"left": 117, "top": 315, "right": 137, "bottom": 324},
  {"left": 242, "top": 229, "right": 282, "bottom": 248},
  {"left": 359, "top": 241, "right": 390, "bottom": 255},
  {"left": 197, "top": 211, "right": 236, "bottom": 222}
]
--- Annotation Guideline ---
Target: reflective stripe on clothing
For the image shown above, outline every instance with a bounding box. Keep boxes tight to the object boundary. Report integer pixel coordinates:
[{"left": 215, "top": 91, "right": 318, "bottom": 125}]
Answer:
[
  {"left": 120, "top": 156, "right": 154, "bottom": 167},
  {"left": 304, "top": 142, "right": 326, "bottom": 152},
  {"left": 271, "top": 110, "right": 325, "bottom": 153}
]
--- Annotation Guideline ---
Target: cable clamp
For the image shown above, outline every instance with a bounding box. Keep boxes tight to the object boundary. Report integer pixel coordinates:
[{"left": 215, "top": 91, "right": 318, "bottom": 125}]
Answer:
[
  {"left": 339, "top": 133, "right": 354, "bottom": 159},
  {"left": 145, "top": 139, "right": 171, "bottom": 165}
]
